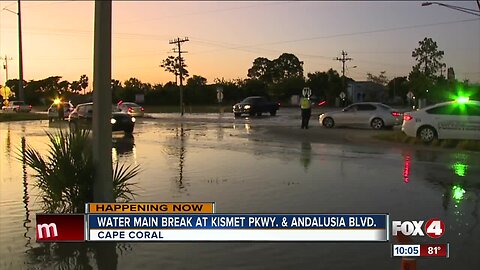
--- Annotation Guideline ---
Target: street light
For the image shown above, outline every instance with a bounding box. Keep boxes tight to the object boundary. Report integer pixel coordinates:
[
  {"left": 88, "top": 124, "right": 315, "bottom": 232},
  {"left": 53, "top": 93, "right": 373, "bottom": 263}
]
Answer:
[
  {"left": 421, "top": 2, "right": 480, "bottom": 17},
  {"left": 2, "top": 0, "right": 24, "bottom": 101}
]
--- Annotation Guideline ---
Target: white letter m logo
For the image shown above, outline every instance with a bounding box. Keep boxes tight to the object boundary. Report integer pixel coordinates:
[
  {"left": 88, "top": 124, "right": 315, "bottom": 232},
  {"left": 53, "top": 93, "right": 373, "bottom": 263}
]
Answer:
[{"left": 37, "top": 223, "right": 58, "bottom": 239}]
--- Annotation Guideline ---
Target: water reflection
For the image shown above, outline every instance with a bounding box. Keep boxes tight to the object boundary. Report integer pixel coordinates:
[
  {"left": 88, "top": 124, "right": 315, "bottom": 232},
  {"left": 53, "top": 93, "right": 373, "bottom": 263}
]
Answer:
[
  {"left": 26, "top": 242, "right": 119, "bottom": 270},
  {"left": 402, "top": 151, "right": 411, "bottom": 183},
  {"left": 300, "top": 142, "right": 312, "bottom": 171},
  {"left": 112, "top": 134, "right": 135, "bottom": 156},
  {"left": 21, "top": 131, "right": 33, "bottom": 250},
  {"left": 176, "top": 123, "right": 186, "bottom": 190},
  {"left": 451, "top": 153, "right": 469, "bottom": 177}
]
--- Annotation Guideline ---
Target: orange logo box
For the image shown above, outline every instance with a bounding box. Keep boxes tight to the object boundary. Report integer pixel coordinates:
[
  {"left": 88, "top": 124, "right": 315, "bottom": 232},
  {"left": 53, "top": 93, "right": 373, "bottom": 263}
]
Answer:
[{"left": 87, "top": 203, "right": 215, "bottom": 214}]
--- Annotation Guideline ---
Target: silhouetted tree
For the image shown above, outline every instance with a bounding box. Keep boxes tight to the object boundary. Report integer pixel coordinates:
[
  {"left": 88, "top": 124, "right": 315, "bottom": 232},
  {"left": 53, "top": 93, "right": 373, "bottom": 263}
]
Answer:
[{"left": 160, "top": 56, "right": 189, "bottom": 85}]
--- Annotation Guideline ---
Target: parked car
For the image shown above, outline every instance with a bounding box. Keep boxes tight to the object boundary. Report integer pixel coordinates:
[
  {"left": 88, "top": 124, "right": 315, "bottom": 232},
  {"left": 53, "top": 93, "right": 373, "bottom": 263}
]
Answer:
[
  {"left": 319, "top": 102, "right": 403, "bottom": 130},
  {"left": 68, "top": 102, "right": 135, "bottom": 134},
  {"left": 233, "top": 96, "right": 280, "bottom": 117},
  {"left": 1, "top": 101, "right": 32, "bottom": 112},
  {"left": 48, "top": 101, "right": 74, "bottom": 121},
  {"left": 402, "top": 99, "right": 480, "bottom": 142},
  {"left": 117, "top": 102, "right": 144, "bottom": 117}
]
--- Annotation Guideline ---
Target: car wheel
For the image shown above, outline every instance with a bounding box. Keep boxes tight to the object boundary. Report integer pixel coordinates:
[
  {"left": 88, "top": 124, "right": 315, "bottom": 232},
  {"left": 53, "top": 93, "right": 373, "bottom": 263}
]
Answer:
[
  {"left": 417, "top": 126, "right": 437, "bottom": 143},
  {"left": 234, "top": 113, "right": 241, "bottom": 118},
  {"left": 270, "top": 110, "right": 277, "bottom": 116},
  {"left": 322, "top": 117, "right": 334, "bottom": 128},
  {"left": 371, "top": 118, "right": 384, "bottom": 130}
]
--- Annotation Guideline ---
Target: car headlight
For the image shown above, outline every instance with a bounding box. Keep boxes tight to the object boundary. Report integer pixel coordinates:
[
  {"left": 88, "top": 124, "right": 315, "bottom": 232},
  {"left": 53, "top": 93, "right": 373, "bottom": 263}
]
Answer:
[
  {"left": 111, "top": 118, "right": 116, "bottom": 124},
  {"left": 131, "top": 117, "right": 136, "bottom": 123},
  {"left": 244, "top": 105, "right": 251, "bottom": 109}
]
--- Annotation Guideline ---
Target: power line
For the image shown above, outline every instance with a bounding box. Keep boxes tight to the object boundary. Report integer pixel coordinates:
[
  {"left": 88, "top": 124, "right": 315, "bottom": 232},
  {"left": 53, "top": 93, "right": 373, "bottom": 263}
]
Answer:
[
  {"left": 169, "top": 37, "right": 189, "bottom": 116},
  {"left": 116, "top": 2, "right": 294, "bottom": 26}
]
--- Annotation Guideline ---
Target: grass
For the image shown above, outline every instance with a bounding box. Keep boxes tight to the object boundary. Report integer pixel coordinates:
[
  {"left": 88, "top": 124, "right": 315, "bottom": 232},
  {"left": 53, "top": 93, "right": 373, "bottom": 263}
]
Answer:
[
  {"left": 373, "top": 131, "right": 480, "bottom": 152},
  {"left": 0, "top": 112, "right": 48, "bottom": 122}
]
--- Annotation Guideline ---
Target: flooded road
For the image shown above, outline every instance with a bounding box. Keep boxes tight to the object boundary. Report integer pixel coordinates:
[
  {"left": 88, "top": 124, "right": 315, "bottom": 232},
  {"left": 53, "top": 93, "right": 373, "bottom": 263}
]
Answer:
[{"left": 1, "top": 113, "right": 479, "bottom": 269}]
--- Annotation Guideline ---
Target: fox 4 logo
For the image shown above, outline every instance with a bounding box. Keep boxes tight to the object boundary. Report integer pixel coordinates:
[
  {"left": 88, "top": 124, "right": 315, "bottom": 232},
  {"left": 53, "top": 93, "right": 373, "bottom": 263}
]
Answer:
[{"left": 392, "top": 218, "right": 445, "bottom": 239}]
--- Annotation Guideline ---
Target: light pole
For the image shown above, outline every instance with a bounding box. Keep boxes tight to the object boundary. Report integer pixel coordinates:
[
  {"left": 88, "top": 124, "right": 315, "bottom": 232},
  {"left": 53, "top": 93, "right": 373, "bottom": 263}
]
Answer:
[
  {"left": 2, "top": 1, "right": 24, "bottom": 101},
  {"left": 421, "top": 2, "right": 480, "bottom": 16}
]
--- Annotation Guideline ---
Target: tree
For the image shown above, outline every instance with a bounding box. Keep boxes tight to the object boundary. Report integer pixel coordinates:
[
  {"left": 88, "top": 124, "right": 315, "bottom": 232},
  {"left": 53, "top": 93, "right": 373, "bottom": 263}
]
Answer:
[
  {"left": 247, "top": 57, "right": 273, "bottom": 83},
  {"left": 387, "top": 76, "right": 408, "bottom": 100},
  {"left": 408, "top": 69, "right": 433, "bottom": 99},
  {"left": 79, "top": 74, "right": 89, "bottom": 94},
  {"left": 58, "top": 80, "right": 70, "bottom": 95},
  {"left": 271, "top": 53, "right": 304, "bottom": 83},
  {"left": 160, "top": 56, "right": 189, "bottom": 85},
  {"left": 306, "top": 71, "right": 330, "bottom": 99},
  {"left": 186, "top": 75, "right": 207, "bottom": 88},
  {"left": 412, "top": 37, "right": 444, "bottom": 78},
  {"left": 70, "top": 81, "right": 81, "bottom": 93},
  {"left": 366, "top": 71, "right": 388, "bottom": 86}
]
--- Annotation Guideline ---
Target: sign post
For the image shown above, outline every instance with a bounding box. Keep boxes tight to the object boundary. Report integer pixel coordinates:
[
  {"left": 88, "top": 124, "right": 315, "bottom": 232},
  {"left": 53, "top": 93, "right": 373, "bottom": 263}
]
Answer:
[{"left": 216, "top": 86, "right": 224, "bottom": 114}]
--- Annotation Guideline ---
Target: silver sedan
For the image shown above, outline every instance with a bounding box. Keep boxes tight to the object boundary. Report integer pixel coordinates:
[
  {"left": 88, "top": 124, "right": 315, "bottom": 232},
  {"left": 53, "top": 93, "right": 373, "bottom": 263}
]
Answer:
[{"left": 319, "top": 102, "right": 403, "bottom": 130}]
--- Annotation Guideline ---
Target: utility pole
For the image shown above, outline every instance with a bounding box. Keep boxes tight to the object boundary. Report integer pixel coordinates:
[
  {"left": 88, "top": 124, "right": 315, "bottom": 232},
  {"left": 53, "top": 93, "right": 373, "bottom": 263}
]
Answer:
[
  {"left": 1, "top": 55, "right": 13, "bottom": 84},
  {"left": 336, "top": 50, "right": 353, "bottom": 78},
  {"left": 92, "top": 0, "right": 113, "bottom": 203},
  {"left": 17, "top": 0, "right": 24, "bottom": 101},
  {"left": 335, "top": 50, "right": 353, "bottom": 103},
  {"left": 169, "top": 37, "right": 189, "bottom": 116}
]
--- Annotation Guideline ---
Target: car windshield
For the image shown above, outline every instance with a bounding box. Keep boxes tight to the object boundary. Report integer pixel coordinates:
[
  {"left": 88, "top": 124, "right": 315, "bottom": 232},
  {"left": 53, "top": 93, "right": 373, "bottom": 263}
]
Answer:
[{"left": 242, "top": 97, "right": 265, "bottom": 103}]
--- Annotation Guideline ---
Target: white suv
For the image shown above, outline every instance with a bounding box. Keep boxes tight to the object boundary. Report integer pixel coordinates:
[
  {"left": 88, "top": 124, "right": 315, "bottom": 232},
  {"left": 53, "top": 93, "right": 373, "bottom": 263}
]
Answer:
[
  {"left": 48, "top": 101, "right": 74, "bottom": 122},
  {"left": 402, "top": 100, "right": 480, "bottom": 142}
]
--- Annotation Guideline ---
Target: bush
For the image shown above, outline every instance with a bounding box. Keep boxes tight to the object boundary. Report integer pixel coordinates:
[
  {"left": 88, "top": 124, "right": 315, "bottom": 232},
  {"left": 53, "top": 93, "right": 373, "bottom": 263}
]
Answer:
[{"left": 20, "top": 129, "right": 139, "bottom": 213}]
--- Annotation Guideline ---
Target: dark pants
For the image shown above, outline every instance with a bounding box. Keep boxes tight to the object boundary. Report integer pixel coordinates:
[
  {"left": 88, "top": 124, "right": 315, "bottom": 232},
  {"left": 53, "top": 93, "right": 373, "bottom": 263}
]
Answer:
[{"left": 301, "top": 108, "right": 311, "bottom": 129}]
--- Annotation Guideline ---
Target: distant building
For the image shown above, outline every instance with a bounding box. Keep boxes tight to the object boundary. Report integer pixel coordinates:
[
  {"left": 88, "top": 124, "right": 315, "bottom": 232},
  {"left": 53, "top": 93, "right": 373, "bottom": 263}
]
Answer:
[{"left": 347, "top": 81, "right": 388, "bottom": 103}]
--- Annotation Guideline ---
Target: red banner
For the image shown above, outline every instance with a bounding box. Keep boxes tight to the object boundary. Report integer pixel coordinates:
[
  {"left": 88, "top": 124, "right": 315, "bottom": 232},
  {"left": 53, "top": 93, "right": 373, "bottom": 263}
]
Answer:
[{"left": 36, "top": 214, "right": 85, "bottom": 242}]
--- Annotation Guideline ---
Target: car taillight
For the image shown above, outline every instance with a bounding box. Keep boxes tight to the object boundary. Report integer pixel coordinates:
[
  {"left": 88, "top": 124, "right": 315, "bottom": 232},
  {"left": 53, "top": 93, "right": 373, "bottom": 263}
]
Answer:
[
  {"left": 141, "top": 107, "right": 144, "bottom": 111},
  {"left": 29, "top": 105, "right": 32, "bottom": 109},
  {"left": 391, "top": 112, "right": 401, "bottom": 117},
  {"left": 318, "top": 101, "right": 327, "bottom": 106},
  {"left": 16, "top": 105, "right": 20, "bottom": 109},
  {"left": 128, "top": 107, "right": 133, "bottom": 112},
  {"left": 403, "top": 114, "right": 413, "bottom": 121}
]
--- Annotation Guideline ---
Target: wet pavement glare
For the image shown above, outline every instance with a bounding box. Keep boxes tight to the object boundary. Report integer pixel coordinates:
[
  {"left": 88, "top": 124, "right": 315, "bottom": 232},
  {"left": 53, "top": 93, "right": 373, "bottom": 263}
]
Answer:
[{"left": 1, "top": 114, "right": 479, "bottom": 269}]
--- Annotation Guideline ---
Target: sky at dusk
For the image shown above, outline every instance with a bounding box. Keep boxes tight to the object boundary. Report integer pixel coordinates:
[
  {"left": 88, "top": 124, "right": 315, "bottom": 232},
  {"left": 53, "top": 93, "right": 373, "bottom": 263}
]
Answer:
[{"left": 0, "top": 1, "right": 479, "bottom": 88}]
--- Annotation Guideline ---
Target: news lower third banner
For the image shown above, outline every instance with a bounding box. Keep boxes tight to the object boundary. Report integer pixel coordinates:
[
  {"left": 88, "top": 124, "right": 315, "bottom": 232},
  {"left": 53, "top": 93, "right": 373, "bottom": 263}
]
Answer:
[{"left": 36, "top": 203, "right": 388, "bottom": 242}]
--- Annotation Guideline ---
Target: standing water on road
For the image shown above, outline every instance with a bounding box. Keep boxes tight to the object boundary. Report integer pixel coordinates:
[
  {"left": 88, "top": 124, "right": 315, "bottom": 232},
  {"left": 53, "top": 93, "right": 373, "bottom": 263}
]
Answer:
[{"left": 1, "top": 117, "right": 479, "bottom": 269}]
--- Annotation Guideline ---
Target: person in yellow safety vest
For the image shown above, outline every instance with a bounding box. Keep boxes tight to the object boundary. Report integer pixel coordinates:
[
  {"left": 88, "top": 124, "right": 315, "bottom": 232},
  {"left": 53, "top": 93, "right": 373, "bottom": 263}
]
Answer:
[{"left": 300, "top": 96, "right": 311, "bottom": 129}]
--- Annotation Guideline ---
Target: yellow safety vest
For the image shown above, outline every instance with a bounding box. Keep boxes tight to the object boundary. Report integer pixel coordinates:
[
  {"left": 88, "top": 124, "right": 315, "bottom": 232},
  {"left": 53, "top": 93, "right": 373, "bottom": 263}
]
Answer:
[{"left": 301, "top": 98, "right": 311, "bottom": 109}]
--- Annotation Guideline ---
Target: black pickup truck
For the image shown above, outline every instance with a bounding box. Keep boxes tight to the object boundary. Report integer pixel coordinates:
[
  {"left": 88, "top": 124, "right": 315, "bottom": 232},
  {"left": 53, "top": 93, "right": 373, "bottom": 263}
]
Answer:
[{"left": 233, "top": 96, "right": 280, "bottom": 117}]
